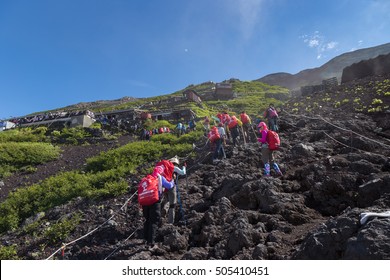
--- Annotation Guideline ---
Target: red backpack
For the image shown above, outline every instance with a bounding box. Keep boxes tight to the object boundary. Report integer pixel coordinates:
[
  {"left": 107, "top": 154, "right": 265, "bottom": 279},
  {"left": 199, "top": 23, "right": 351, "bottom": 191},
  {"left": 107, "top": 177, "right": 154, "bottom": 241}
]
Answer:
[
  {"left": 138, "top": 175, "right": 160, "bottom": 206},
  {"left": 154, "top": 160, "right": 175, "bottom": 181},
  {"left": 208, "top": 126, "right": 221, "bottom": 143},
  {"left": 267, "top": 130, "right": 280, "bottom": 150}
]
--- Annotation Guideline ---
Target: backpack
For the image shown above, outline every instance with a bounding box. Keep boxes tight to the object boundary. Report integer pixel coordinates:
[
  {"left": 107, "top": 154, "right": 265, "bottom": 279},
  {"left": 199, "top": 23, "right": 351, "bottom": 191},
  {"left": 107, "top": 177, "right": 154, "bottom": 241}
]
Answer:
[
  {"left": 266, "top": 130, "right": 280, "bottom": 150},
  {"left": 240, "top": 113, "right": 250, "bottom": 124},
  {"left": 153, "top": 160, "right": 175, "bottom": 181},
  {"left": 228, "top": 117, "right": 238, "bottom": 129},
  {"left": 208, "top": 126, "right": 221, "bottom": 142},
  {"left": 268, "top": 108, "right": 278, "bottom": 118},
  {"left": 138, "top": 174, "right": 159, "bottom": 206}
]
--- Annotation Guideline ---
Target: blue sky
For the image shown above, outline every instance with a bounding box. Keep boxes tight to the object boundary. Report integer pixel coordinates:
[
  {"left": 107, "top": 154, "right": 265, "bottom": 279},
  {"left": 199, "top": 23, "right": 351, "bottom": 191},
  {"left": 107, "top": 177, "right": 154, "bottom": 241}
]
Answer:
[{"left": 1, "top": 0, "right": 389, "bottom": 119}]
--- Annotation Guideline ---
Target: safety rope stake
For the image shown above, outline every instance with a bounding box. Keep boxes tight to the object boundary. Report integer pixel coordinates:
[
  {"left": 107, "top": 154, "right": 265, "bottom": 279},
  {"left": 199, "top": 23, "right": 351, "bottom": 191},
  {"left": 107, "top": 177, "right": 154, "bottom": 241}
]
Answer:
[{"left": 61, "top": 244, "right": 66, "bottom": 258}]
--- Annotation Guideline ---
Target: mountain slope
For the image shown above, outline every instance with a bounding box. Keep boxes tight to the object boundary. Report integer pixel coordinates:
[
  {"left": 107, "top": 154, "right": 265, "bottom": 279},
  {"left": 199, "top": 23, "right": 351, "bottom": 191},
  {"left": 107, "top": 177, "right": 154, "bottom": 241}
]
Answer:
[
  {"left": 257, "top": 42, "right": 390, "bottom": 90},
  {"left": 1, "top": 74, "right": 389, "bottom": 260}
]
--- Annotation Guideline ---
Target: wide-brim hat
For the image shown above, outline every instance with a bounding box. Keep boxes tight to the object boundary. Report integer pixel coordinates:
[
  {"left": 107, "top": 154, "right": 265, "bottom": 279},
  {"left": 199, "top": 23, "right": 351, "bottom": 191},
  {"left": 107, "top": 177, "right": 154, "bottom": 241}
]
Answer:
[{"left": 169, "top": 156, "right": 180, "bottom": 165}]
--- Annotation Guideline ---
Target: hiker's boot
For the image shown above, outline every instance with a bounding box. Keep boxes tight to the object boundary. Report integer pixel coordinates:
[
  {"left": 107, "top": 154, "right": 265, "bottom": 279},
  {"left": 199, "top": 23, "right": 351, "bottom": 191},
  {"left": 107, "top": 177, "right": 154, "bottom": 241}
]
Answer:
[
  {"left": 264, "top": 163, "right": 271, "bottom": 176},
  {"left": 273, "top": 163, "right": 283, "bottom": 176}
]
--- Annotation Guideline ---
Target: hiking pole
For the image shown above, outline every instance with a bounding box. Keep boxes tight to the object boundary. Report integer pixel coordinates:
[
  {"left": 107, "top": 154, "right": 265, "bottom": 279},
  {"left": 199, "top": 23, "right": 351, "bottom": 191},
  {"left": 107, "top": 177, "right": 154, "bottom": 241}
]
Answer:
[
  {"left": 184, "top": 162, "right": 189, "bottom": 190},
  {"left": 251, "top": 125, "right": 258, "bottom": 142},
  {"left": 175, "top": 176, "right": 186, "bottom": 226},
  {"left": 240, "top": 125, "right": 246, "bottom": 145}
]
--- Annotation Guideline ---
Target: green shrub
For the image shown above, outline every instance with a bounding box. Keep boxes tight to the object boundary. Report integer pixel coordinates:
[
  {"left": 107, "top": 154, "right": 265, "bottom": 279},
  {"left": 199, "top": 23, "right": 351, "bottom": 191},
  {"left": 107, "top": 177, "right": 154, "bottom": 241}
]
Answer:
[
  {"left": 143, "top": 120, "right": 174, "bottom": 131},
  {"left": 371, "top": 98, "right": 383, "bottom": 105},
  {"left": 51, "top": 130, "right": 61, "bottom": 137},
  {"left": 44, "top": 213, "right": 81, "bottom": 244},
  {"left": 150, "top": 133, "right": 177, "bottom": 144},
  {"left": 368, "top": 106, "right": 382, "bottom": 113},
  {"left": 0, "top": 244, "right": 20, "bottom": 260},
  {"left": 0, "top": 142, "right": 60, "bottom": 178},
  {"left": 89, "top": 122, "right": 102, "bottom": 129},
  {"left": 0, "top": 127, "right": 48, "bottom": 143}
]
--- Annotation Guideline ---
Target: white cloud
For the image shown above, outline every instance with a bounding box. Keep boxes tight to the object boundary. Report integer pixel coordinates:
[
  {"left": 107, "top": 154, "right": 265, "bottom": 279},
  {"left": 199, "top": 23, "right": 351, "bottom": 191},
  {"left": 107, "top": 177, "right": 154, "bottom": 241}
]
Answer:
[
  {"left": 227, "top": 0, "right": 264, "bottom": 40},
  {"left": 309, "top": 39, "right": 320, "bottom": 47},
  {"left": 326, "top": 41, "right": 338, "bottom": 50},
  {"left": 301, "top": 31, "right": 339, "bottom": 60}
]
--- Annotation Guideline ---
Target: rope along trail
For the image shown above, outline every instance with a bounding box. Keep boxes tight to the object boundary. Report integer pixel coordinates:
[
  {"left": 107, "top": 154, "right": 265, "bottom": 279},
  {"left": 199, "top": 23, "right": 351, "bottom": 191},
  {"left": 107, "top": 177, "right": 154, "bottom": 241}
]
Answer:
[
  {"left": 283, "top": 110, "right": 390, "bottom": 151},
  {"left": 45, "top": 191, "right": 138, "bottom": 260}
]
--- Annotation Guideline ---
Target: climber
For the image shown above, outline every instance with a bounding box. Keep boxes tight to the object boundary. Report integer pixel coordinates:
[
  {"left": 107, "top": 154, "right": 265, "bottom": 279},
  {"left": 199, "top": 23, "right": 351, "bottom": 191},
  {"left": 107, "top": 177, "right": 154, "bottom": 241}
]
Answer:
[
  {"left": 203, "top": 116, "right": 210, "bottom": 131},
  {"left": 257, "top": 122, "right": 282, "bottom": 176},
  {"left": 153, "top": 156, "right": 186, "bottom": 224},
  {"left": 176, "top": 122, "right": 183, "bottom": 137},
  {"left": 240, "top": 111, "right": 252, "bottom": 143},
  {"left": 188, "top": 119, "right": 197, "bottom": 131},
  {"left": 140, "top": 172, "right": 175, "bottom": 248},
  {"left": 228, "top": 115, "right": 240, "bottom": 146},
  {"left": 263, "top": 104, "right": 279, "bottom": 132}
]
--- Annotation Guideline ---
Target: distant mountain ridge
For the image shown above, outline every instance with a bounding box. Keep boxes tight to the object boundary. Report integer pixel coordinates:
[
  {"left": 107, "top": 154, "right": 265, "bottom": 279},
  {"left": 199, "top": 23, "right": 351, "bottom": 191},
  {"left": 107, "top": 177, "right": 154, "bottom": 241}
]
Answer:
[
  {"left": 22, "top": 43, "right": 390, "bottom": 118},
  {"left": 256, "top": 42, "right": 390, "bottom": 91}
]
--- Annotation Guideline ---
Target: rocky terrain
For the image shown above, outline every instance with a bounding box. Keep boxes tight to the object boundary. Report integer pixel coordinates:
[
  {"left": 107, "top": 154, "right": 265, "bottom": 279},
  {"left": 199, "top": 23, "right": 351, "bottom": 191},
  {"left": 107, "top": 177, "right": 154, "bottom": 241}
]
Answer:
[{"left": 1, "top": 75, "right": 390, "bottom": 260}]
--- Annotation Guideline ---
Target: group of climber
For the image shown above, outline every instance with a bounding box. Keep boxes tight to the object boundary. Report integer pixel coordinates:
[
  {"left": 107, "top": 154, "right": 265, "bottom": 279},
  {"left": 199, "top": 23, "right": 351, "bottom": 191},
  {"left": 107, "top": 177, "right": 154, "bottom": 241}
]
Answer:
[
  {"left": 140, "top": 126, "right": 172, "bottom": 141},
  {"left": 206, "top": 110, "right": 253, "bottom": 155},
  {"left": 175, "top": 119, "right": 197, "bottom": 137},
  {"left": 206, "top": 104, "right": 281, "bottom": 176},
  {"left": 137, "top": 156, "right": 186, "bottom": 248},
  {"left": 137, "top": 104, "right": 281, "bottom": 247}
]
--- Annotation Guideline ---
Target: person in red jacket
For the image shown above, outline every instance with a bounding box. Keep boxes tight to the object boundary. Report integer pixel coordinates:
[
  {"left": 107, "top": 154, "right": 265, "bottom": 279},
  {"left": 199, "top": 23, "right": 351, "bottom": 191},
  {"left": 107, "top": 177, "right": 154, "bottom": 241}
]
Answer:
[
  {"left": 228, "top": 115, "right": 240, "bottom": 146},
  {"left": 240, "top": 111, "right": 252, "bottom": 143},
  {"left": 257, "top": 122, "right": 282, "bottom": 176},
  {"left": 152, "top": 156, "right": 186, "bottom": 224},
  {"left": 141, "top": 174, "right": 175, "bottom": 248}
]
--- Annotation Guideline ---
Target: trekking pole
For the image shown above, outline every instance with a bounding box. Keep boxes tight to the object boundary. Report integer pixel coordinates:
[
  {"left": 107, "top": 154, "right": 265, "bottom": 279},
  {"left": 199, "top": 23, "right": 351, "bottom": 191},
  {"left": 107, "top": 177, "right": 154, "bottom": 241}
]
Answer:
[
  {"left": 251, "top": 125, "right": 258, "bottom": 142},
  {"left": 175, "top": 176, "right": 186, "bottom": 225},
  {"left": 240, "top": 125, "right": 246, "bottom": 145},
  {"left": 184, "top": 162, "right": 189, "bottom": 190}
]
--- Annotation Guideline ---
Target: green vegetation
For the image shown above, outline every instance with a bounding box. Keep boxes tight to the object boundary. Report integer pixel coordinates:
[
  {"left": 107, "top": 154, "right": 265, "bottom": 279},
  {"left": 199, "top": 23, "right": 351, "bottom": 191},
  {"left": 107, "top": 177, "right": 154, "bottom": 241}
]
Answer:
[
  {"left": 371, "top": 98, "right": 383, "bottom": 105},
  {"left": 44, "top": 213, "right": 81, "bottom": 244},
  {"left": 0, "top": 142, "right": 60, "bottom": 178},
  {"left": 204, "top": 80, "right": 289, "bottom": 116},
  {"left": 0, "top": 128, "right": 199, "bottom": 233},
  {"left": 0, "top": 244, "right": 20, "bottom": 260},
  {"left": 0, "top": 127, "right": 48, "bottom": 143},
  {"left": 51, "top": 127, "right": 101, "bottom": 145},
  {"left": 368, "top": 106, "right": 383, "bottom": 113},
  {"left": 2, "top": 75, "right": 388, "bottom": 238}
]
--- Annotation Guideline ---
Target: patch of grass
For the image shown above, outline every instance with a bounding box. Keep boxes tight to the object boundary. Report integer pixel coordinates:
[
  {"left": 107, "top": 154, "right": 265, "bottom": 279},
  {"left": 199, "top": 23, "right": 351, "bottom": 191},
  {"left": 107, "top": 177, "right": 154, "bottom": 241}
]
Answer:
[
  {"left": 0, "top": 127, "right": 201, "bottom": 233},
  {"left": 0, "top": 244, "right": 20, "bottom": 260},
  {"left": 44, "top": 213, "right": 81, "bottom": 244},
  {"left": 0, "top": 142, "right": 61, "bottom": 178},
  {"left": 0, "top": 127, "right": 48, "bottom": 143},
  {"left": 371, "top": 98, "right": 383, "bottom": 105}
]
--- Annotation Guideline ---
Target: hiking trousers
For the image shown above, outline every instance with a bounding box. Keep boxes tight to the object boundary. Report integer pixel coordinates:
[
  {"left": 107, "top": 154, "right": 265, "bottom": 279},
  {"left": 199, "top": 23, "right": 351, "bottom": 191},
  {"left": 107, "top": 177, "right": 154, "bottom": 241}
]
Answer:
[
  {"left": 242, "top": 123, "right": 251, "bottom": 142},
  {"left": 213, "top": 138, "right": 226, "bottom": 160},
  {"left": 162, "top": 188, "right": 177, "bottom": 224},
  {"left": 230, "top": 126, "right": 240, "bottom": 146},
  {"left": 142, "top": 201, "right": 161, "bottom": 245},
  {"left": 261, "top": 145, "right": 274, "bottom": 165}
]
